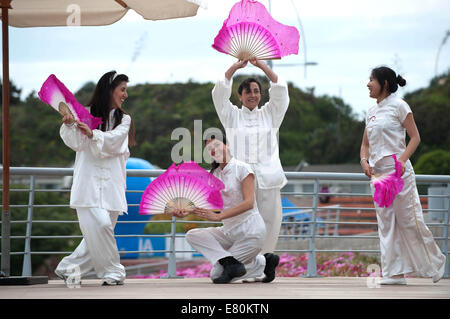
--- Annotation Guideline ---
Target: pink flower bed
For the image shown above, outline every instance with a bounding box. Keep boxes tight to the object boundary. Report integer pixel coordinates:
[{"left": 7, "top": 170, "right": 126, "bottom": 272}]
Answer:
[
  {"left": 130, "top": 252, "right": 382, "bottom": 279},
  {"left": 276, "top": 252, "right": 379, "bottom": 277}
]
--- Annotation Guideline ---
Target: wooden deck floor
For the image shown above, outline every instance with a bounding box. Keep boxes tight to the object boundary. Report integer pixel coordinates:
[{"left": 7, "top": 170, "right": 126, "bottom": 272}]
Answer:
[{"left": 0, "top": 277, "right": 448, "bottom": 299}]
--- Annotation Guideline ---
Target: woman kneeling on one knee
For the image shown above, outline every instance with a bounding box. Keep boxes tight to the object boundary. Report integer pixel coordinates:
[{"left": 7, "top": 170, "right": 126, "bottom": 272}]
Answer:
[{"left": 172, "top": 133, "right": 280, "bottom": 284}]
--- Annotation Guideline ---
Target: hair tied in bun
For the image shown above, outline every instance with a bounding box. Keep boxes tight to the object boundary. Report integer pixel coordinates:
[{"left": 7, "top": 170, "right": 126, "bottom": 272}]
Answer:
[{"left": 396, "top": 75, "right": 407, "bottom": 87}]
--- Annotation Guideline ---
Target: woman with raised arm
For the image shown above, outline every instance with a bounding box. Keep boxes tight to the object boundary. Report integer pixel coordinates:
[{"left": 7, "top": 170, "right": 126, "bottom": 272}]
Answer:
[
  {"left": 211, "top": 59, "right": 289, "bottom": 281},
  {"left": 360, "top": 66, "right": 446, "bottom": 285},
  {"left": 55, "top": 71, "right": 136, "bottom": 287}
]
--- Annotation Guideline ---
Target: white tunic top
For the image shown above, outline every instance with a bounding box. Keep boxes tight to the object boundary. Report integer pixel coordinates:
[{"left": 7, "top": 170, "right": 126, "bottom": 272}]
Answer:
[
  {"left": 60, "top": 109, "right": 131, "bottom": 213},
  {"left": 212, "top": 77, "right": 290, "bottom": 189},
  {"left": 365, "top": 94, "right": 412, "bottom": 167},
  {"left": 212, "top": 157, "right": 260, "bottom": 232}
]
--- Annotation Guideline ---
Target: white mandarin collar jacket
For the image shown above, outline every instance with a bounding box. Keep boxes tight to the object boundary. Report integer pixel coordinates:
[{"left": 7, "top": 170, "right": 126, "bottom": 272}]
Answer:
[
  {"left": 212, "top": 77, "right": 290, "bottom": 189},
  {"left": 365, "top": 94, "right": 412, "bottom": 167},
  {"left": 60, "top": 110, "right": 131, "bottom": 213}
]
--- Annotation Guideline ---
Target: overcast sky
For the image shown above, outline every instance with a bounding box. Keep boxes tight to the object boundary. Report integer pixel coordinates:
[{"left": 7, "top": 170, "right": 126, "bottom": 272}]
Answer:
[{"left": 4, "top": 0, "right": 450, "bottom": 119}]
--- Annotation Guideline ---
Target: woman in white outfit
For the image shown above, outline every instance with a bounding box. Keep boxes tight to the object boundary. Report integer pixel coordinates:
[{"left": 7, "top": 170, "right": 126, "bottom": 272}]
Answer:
[
  {"left": 55, "top": 71, "right": 135, "bottom": 286},
  {"left": 174, "top": 133, "right": 280, "bottom": 284},
  {"left": 211, "top": 58, "right": 289, "bottom": 258},
  {"left": 360, "top": 66, "right": 446, "bottom": 285}
]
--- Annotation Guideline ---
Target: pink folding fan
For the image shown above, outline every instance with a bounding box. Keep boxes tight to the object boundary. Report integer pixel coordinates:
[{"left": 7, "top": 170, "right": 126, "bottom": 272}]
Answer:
[
  {"left": 371, "top": 155, "right": 405, "bottom": 208},
  {"left": 212, "top": 0, "right": 300, "bottom": 60},
  {"left": 38, "top": 74, "right": 102, "bottom": 130},
  {"left": 139, "top": 162, "right": 225, "bottom": 215},
  {"left": 175, "top": 161, "right": 225, "bottom": 190}
]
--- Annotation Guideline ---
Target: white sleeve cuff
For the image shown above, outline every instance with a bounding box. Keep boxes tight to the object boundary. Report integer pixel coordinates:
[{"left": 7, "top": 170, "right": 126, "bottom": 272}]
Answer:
[
  {"left": 270, "top": 77, "right": 287, "bottom": 88},
  {"left": 91, "top": 129, "right": 102, "bottom": 141},
  {"left": 64, "top": 122, "right": 77, "bottom": 128},
  {"left": 220, "top": 76, "right": 233, "bottom": 87}
]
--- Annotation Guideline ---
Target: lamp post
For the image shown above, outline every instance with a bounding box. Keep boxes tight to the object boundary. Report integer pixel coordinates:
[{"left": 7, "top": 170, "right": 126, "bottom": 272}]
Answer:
[
  {"left": 435, "top": 30, "right": 449, "bottom": 77},
  {"left": 266, "top": 0, "right": 318, "bottom": 77},
  {"left": 0, "top": 0, "right": 47, "bottom": 284},
  {"left": 1, "top": 0, "right": 11, "bottom": 280}
]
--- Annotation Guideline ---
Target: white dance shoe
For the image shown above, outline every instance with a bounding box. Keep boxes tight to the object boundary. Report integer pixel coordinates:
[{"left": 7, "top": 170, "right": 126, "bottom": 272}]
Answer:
[
  {"left": 432, "top": 258, "right": 447, "bottom": 283},
  {"left": 380, "top": 277, "right": 406, "bottom": 285}
]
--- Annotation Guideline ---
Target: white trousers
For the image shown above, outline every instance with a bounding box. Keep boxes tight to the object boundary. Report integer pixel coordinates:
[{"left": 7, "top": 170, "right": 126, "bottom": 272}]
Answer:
[
  {"left": 186, "top": 213, "right": 266, "bottom": 282},
  {"left": 55, "top": 207, "right": 126, "bottom": 281},
  {"left": 372, "top": 157, "right": 446, "bottom": 278},
  {"left": 255, "top": 183, "right": 282, "bottom": 254}
]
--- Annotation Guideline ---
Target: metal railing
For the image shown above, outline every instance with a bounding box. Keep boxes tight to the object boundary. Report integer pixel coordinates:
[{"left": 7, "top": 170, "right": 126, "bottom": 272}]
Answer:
[{"left": 1, "top": 167, "right": 449, "bottom": 279}]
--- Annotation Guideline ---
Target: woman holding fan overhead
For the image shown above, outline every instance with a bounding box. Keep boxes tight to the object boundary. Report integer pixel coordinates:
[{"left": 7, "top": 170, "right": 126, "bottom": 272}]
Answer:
[
  {"left": 210, "top": 0, "right": 298, "bottom": 282},
  {"left": 360, "top": 66, "right": 446, "bottom": 285},
  {"left": 55, "top": 71, "right": 136, "bottom": 287}
]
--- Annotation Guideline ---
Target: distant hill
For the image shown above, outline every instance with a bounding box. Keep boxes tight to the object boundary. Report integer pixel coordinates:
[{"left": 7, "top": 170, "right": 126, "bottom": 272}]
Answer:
[{"left": 4, "top": 71, "right": 449, "bottom": 169}]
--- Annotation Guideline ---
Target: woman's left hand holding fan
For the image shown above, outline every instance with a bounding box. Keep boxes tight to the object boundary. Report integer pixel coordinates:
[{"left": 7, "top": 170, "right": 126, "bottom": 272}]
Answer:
[
  {"left": 397, "top": 158, "right": 406, "bottom": 175},
  {"left": 62, "top": 113, "right": 75, "bottom": 125},
  {"left": 249, "top": 58, "right": 264, "bottom": 68},
  {"left": 76, "top": 120, "right": 93, "bottom": 138},
  {"left": 172, "top": 209, "right": 190, "bottom": 218},
  {"left": 193, "top": 207, "right": 222, "bottom": 222}
]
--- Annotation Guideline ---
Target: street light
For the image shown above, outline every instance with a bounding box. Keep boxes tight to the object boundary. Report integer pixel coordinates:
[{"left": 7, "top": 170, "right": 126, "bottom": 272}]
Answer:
[
  {"left": 266, "top": 0, "right": 318, "bottom": 78},
  {"left": 435, "top": 30, "right": 450, "bottom": 77},
  {"left": 250, "top": 61, "right": 318, "bottom": 68},
  {"left": 272, "top": 62, "right": 318, "bottom": 67}
]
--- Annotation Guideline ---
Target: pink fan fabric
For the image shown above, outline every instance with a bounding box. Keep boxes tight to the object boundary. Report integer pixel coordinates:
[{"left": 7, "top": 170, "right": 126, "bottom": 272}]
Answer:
[
  {"left": 176, "top": 161, "right": 225, "bottom": 207},
  {"left": 139, "top": 162, "right": 225, "bottom": 215},
  {"left": 38, "top": 74, "right": 102, "bottom": 130},
  {"left": 212, "top": 0, "right": 299, "bottom": 59},
  {"left": 176, "top": 161, "right": 225, "bottom": 190},
  {"left": 372, "top": 155, "right": 405, "bottom": 208}
]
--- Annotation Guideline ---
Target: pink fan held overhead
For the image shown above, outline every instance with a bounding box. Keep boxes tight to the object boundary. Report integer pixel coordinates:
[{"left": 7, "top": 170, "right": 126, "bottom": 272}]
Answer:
[
  {"left": 38, "top": 74, "right": 102, "bottom": 130},
  {"left": 139, "top": 162, "right": 225, "bottom": 215},
  {"left": 371, "top": 155, "right": 405, "bottom": 208},
  {"left": 212, "top": 0, "right": 300, "bottom": 60}
]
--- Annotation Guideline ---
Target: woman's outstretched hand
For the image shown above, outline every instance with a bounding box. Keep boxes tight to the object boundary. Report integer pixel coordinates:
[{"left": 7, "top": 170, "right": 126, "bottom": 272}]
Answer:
[
  {"left": 249, "top": 58, "right": 264, "bottom": 68},
  {"left": 171, "top": 209, "right": 190, "bottom": 218},
  {"left": 193, "top": 207, "right": 222, "bottom": 222},
  {"left": 233, "top": 59, "right": 248, "bottom": 69},
  {"left": 361, "top": 161, "right": 373, "bottom": 178},
  {"left": 225, "top": 60, "right": 248, "bottom": 80},
  {"left": 62, "top": 113, "right": 75, "bottom": 125},
  {"left": 398, "top": 158, "right": 406, "bottom": 175},
  {"left": 76, "top": 121, "right": 93, "bottom": 138},
  {"left": 250, "top": 57, "right": 278, "bottom": 83}
]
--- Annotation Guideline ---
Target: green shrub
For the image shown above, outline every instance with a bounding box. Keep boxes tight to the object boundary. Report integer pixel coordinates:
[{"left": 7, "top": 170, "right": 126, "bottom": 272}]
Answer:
[{"left": 414, "top": 149, "right": 450, "bottom": 175}]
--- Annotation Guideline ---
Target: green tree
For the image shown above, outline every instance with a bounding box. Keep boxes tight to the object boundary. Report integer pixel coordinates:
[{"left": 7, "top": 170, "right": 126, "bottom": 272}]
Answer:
[
  {"left": 404, "top": 71, "right": 450, "bottom": 164},
  {"left": 7, "top": 71, "right": 449, "bottom": 169},
  {"left": 414, "top": 149, "right": 450, "bottom": 175},
  {"left": 0, "top": 78, "right": 22, "bottom": 105}
]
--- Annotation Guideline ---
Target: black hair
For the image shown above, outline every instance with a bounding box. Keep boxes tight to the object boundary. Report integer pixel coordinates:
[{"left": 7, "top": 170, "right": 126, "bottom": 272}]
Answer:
[
  {"left": 371, "top": 66, "right": 407, "bottom": 94},
  {"left": 204, "top": 131, "right": 227, "bottom": 173},
  {"left": 237, "top": 78, "right": 262, "bottom": 96},
  {"left": 87, "top": 70, "right": 136, "bottom": 146}
]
